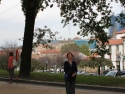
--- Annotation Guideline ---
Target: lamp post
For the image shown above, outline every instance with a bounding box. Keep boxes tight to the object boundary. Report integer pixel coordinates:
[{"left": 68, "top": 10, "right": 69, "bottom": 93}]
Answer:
[
  {"left": 117, "top": 53, "right": 121, "bottom": 76},
  {"left": 123, "top": 56, "right": 125, "bottom": 70},
  {"left": 45, "top": 60, "right": 48, "bottom": 72},
  {"left": 121, "top": 36, "right": 125, "bottom": 70}
]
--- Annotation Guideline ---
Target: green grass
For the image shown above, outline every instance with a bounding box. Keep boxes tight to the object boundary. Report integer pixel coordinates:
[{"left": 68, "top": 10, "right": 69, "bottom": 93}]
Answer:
[
  {"left": 0, "top": 70, "right": 125, "bottom": 87},
  {"left": 76, "top": 75, "right": 125, "bottom": 87}
]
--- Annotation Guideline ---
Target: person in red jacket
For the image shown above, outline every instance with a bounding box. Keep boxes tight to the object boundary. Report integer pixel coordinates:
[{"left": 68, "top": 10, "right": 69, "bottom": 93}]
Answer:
[{"left": 8, "top": 52, "right": 18, "bottom": 83}]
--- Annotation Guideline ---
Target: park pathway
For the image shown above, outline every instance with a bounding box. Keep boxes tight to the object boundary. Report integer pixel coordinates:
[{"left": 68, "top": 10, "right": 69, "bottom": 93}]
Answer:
[{"left": 0, "top": 81, "right": 124, "bottom": 94}]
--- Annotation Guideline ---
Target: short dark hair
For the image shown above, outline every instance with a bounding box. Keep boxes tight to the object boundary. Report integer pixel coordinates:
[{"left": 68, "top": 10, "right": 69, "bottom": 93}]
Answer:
[
  {"left": 9, "top": 52, "right": 13, "bottom": 56},
  {"left": 67, "top": 52, "right": 73, "bottom": 57}
]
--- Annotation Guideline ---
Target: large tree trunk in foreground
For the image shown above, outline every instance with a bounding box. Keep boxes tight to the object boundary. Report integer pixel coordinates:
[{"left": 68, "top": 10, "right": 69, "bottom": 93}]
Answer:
[{"left": 19, "top": 5, "right": 36, "bottom": 77}]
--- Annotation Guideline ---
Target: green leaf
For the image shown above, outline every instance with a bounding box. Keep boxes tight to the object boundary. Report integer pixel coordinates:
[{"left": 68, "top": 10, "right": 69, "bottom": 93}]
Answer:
[{"left": 50, "top": 4, "right": 53, "bottom": 8}]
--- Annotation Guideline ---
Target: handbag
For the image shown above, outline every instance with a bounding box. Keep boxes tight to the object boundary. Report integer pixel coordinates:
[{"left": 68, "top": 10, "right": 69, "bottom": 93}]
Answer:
[
  {"left": 64, "top": 74, "right": 68, "bottom": 78},
  {"left": 13, "top": 59, "right": 17, "bottom": 67},
  {"left": 64, "top": 73, "right": 72, "bottom": 80}
]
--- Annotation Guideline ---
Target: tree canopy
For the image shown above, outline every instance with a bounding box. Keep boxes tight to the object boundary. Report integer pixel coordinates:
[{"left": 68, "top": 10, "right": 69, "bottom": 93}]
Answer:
[
  {"left": 60, "top": 42, "right": 90, "bottom": 55},
  {"left": 58, "top": 0, "right": 125, "bottom": 56},
  {"left": 19, "top": 0, "right": 125, "bottom": 77},
  {"left": 20, "top": 0, "right": 125, "bottom": 56},
  {"left": 60, "top": 43, "right": 80, "bottom": 54},
  {"left": 79, "top": 57, "right": 113, "bottom": 68},
  {"left": 19, "top": 0, "right": 125, "bottom": 52},
  {"left": 31, "top": 58, "right": 44, "bottom": 72},
  {"left": 79, "top": 43, "right": 90, "bottom": 55}
]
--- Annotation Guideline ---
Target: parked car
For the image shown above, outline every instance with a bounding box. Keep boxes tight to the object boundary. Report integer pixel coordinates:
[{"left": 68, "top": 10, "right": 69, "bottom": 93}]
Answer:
[
  {"left": 102, "top": 69, "right": 116, "bottom": 76},
  {"left": 77, "top": 70, "right": 87, "bottom": 75},
  {"left": 105, "top": 70, "right": 125, "bottom": 77},
  {"left": 121, "top": 75, "right": 125, "bottom": 77},
  {"left": 88, "top": 73, "right": 98, "bottom": 76}
]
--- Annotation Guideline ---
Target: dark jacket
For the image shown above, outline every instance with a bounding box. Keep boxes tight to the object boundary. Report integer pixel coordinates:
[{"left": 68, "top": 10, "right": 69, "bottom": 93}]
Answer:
[{"left": 64, "top": 61, "right": 77, "bottom": 81}]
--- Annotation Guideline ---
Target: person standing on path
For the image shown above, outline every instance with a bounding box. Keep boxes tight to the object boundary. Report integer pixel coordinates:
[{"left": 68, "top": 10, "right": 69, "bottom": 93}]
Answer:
[
  {"left": 8, "top": 52, "right": 18, "bottom": 83},
  {"left": 64, "top": 52, "right": 77, "bottom": 94}
]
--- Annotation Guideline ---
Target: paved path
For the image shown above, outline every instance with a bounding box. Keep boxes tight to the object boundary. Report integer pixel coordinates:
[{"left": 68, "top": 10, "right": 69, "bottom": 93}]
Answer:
[{"left": 0, "top": 81, "right": 124, "bottom": 94}]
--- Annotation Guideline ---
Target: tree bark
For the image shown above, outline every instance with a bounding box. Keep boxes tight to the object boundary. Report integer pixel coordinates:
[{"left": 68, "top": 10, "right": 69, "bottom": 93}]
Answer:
[
  {"left": 98, "top": 66, "right": 100, "bottom": 75},
  {"left": 19, "top": 4, "right": 36, "bottom": 77}
]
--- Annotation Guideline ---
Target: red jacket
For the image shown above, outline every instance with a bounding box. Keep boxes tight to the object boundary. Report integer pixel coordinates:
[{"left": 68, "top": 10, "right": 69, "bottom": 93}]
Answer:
[{"left": 8, "top": 56, "right": 14, "bottom": 68}]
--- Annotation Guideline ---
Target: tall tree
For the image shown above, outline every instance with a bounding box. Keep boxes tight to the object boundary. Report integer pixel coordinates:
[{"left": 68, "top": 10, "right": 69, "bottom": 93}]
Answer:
[
  {"left": 19, "top": 0, "right": 52, "bottom": 77},
  {"left": 58, "top": 0, "right": 125, "bottom": 56},
  {"left": 20, "top": 0, "right": 36, "bottom": 77},
  {"left": 79, "top": 43, "right": 90, "bottom": 56},
  {"left": 60, "top": 43, "right": 89, "bottom": 65},
  {"left": 79, "top": 57, "right": 113, "bottom": 75},
  {"left": 31, "top": 58, "right": 44, "bottom": 72},
  {"left": 61, "top": 43, "right": 90, "bottom": 55},
  {"left": 60, "top": 43, "right": 80, "bottom": 54},
  {"left": 20, "top": 0, "right": 125, "bottom": 77}
]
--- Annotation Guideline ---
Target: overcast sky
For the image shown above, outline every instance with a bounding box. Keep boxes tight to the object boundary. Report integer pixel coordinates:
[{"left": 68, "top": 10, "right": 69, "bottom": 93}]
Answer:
[{"left": 0, "top": 0, "right": 123, "bottom": 46}]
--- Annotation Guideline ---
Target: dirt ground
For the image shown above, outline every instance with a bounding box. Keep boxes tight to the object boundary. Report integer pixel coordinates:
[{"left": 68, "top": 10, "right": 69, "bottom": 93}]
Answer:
[{"left": 0, "top": 81, "right": 124, "bottom": 94}]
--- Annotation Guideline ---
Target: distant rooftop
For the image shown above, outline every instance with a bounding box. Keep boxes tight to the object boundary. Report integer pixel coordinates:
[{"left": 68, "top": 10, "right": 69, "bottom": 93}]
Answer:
[{"left": 107, "top": 39, "right": 123, "bottom": 45}]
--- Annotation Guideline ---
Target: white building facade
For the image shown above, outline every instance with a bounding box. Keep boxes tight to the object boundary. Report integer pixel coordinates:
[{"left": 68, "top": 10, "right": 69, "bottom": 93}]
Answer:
[{"left": 105, "top": 30, "right": 125, "bottom": 70}]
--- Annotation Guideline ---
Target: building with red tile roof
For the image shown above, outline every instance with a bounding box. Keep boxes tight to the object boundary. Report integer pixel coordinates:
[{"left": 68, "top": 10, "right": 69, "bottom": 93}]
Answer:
[
  {"left": 40, "top": 49, "right": 60, "bottom": 58},
  {"left": 116, "top": 29, "right": 125, "bottom": 34},
  {"left": 115, "top": 29, "right": 125, "bottom": 39},
  {"left": 73, "top": 36, "right": 81, "bottom": 40},
  {"left": 107, "top": 39, "right": 123, "bottom": 45},
  {"left": 41, "top": 49, "right": 60, "bottom": 54},
  {"left": 30, "top": 35, "right": 125, "bottom": 71},
  {"left": 105, "top": 29, "right": 125, "bottom": 70}
]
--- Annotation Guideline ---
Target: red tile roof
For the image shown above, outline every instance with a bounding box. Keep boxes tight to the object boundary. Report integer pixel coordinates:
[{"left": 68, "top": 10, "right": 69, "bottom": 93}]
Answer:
[
  {"left": 116, "top": 29, "right": 125, "bottom": 34},
  {"left": 41, "top": 49, "right": 60, "bottom": 54},
  {"left": 73, "top": 37, "right": 81, "bottom": 40},
  {"left": 107, "top": 39, "right": 123, "bottom": 45}
]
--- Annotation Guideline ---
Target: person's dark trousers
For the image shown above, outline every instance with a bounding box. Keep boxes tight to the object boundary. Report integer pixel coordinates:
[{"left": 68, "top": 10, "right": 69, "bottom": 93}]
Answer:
[
  {"left": 65, "top": 79, "right": 75, "bottom": 94},
  {"left": 9, "top": 67, "right": 15, "bottom": 81}
]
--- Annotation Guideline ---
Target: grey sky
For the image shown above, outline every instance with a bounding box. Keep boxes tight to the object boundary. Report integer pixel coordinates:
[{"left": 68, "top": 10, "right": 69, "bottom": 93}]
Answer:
[{"left": 0, "top": 0, "right": 124, "bottom": 46}]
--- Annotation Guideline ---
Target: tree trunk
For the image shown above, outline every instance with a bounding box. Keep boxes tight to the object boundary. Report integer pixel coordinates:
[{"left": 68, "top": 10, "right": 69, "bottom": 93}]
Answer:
[
  {"left": 19, "top": 6, "right": 36, "bottom": 77},
  {"left": 98, "top": 66, "right": 100, "bottom": 75}
]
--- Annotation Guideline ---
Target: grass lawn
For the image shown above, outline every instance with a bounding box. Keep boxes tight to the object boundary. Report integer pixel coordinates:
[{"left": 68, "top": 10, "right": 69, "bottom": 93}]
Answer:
[{"left": 0, "top": 70, "right": 125, "bottom": 87}]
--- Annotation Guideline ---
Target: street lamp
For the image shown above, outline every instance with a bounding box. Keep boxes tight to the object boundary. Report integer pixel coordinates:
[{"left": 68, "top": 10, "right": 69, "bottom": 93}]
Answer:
[
  {"left": 123, "top": 56, "right": 125, "bottom": 70},
  {"left": 117, "top": 53, "right": 121, "bottom": 76},
  {"left": 45, "top": 60, "right": 48, "bottom": 72},
  {"left": 121, "top": 36, "right": 125, "bottom": 70}
]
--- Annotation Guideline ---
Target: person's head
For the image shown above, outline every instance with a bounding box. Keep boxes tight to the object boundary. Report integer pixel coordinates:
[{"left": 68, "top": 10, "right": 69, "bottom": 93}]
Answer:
[
  {"left": 9, "top": 52, "right": 13, "bottom": 56},
  {"left": 67, "top": 52, "right": 73, "bottom": 60}
]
